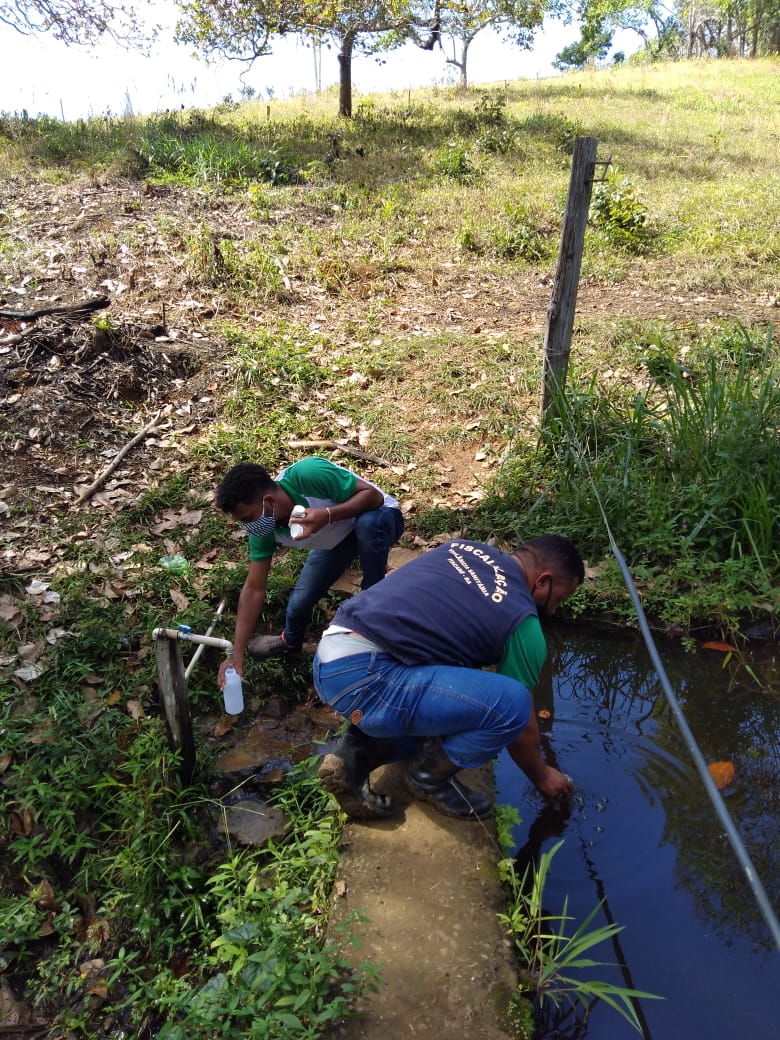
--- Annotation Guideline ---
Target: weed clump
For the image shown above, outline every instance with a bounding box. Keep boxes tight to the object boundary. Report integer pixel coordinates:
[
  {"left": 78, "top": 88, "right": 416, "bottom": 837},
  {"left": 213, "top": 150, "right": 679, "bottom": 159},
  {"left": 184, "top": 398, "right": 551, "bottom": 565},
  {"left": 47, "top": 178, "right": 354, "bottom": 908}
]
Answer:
[{"left": 591, "top": 168, "right": 654, "bottom": 253}]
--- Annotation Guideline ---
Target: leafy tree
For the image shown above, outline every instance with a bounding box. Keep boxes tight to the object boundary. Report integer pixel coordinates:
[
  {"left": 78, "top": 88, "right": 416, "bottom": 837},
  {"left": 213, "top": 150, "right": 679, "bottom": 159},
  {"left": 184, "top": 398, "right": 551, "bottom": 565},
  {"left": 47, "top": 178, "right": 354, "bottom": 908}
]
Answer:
[
  {"left": 0, "top": 0, "right": 152, "bottom": 46},
  {"left": 553, "top": 9, "right": 613, "bottom": 66},
  {"left": 174, "top": 0, "right": 441, "bottom": 117},
  {"left": 562, "top": 0, "right": 779, "bottom": 61},
  {"left": 681, "top": 0, "right": 780, "bottom": 56},
  {"left": 556, "top": 0, "right": 684, "bottom": 64},
  {"left": 437, "top": 0, "right": 550, "bottom": 89}
]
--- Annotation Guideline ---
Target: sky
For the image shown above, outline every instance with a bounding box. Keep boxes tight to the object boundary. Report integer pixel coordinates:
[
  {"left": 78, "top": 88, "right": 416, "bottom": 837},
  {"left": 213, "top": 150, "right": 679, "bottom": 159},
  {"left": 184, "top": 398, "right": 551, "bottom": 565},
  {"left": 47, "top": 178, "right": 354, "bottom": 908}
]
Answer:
[{"left": 0, "top": 5, "right": 637, "bottom": 120}]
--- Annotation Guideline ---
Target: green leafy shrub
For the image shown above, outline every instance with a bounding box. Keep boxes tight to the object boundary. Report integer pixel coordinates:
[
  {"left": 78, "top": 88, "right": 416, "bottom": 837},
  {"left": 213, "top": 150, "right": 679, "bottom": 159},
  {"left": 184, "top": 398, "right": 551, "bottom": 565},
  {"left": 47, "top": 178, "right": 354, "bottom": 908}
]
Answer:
[
  {"left": 476, "top": 124, "right": 518, "bottom": 155},
  {"left": 520, "top": 112, "right": 585, "bottom": 153},
  {"left": 590, "top": 169, "right": 654, "bottom": 252},
  {"left": 456, "top": 223, "right": 485, "bottom": 254},
  {"left": 475, "top": 89, "right": 509, "bottom": 127},
  {"left": 432, "top": 140, "right": 476, "bottom": 183},
  {"left": 491, "top": 203, "right": 553, "bottom": 263}
]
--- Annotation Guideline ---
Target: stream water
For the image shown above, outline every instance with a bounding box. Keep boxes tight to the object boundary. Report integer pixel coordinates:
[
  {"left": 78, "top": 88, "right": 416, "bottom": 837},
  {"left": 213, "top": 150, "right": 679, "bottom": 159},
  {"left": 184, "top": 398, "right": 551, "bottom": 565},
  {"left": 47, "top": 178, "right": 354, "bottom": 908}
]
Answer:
[{"left": 494, "top": 623, "right": 780, "bottom": 1039}]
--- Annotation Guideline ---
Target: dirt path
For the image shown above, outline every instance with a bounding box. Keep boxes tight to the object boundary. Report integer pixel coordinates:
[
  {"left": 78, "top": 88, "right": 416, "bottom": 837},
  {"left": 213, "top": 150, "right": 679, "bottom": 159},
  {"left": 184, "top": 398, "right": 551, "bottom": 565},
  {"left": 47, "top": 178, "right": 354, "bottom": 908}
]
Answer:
[{"left": 326, "top": 762, "right": 518, "bottom": 1040}]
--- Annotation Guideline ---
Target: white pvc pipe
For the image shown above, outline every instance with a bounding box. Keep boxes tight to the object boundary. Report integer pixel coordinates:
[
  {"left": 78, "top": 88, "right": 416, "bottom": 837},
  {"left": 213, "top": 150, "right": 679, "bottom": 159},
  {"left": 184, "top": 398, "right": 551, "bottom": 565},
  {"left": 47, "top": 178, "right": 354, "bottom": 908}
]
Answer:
[
  {"left": 184, "top": 599, "right": 227, "bottom": 679},
  {"left": 153, "top": 627, "right": 233, "bottom": 656}
]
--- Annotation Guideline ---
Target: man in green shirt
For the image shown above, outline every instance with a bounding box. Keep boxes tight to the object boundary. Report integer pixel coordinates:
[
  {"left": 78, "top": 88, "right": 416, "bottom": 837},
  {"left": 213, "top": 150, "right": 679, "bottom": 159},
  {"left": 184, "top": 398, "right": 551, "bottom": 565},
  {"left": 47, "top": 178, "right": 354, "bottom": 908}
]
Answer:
[{"left": 215, "top": 458, "right": 404, "bottom": 687}]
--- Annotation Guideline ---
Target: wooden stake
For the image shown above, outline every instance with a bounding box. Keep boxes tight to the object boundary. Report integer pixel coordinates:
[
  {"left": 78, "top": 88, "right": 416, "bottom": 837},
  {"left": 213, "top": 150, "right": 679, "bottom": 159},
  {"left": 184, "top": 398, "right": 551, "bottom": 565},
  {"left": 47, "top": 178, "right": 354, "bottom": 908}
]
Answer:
[
  {"left": 154, "top": 637, "right": 196, "bottom": 784},
  {"left": 541, "top": 137, "right": 599, "bottom": 427}
]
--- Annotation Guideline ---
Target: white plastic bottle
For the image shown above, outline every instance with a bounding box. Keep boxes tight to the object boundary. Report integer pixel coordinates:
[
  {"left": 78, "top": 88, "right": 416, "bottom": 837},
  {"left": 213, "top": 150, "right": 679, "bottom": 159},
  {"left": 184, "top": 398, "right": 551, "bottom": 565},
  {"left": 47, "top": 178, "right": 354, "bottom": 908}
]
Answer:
[
  {"left": 222, "top": 667, "right": 244, "bottom": 715},
  {"left": 289, "top": 503, "right": 306, "bottom": 539}
]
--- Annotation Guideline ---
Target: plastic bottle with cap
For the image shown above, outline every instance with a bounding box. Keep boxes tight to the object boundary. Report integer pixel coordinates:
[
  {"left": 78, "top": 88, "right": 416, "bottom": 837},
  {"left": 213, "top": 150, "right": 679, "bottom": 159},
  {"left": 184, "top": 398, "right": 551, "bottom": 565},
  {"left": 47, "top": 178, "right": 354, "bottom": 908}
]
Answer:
[
  {"left": 160, "top": 554, "right": 189, "bottom": 574},
  {"left": 289, "top": 504, "right": 306, "bottom": 539},
  {"left": 222, "top": 668, "right": 244, "bottom": 715}
]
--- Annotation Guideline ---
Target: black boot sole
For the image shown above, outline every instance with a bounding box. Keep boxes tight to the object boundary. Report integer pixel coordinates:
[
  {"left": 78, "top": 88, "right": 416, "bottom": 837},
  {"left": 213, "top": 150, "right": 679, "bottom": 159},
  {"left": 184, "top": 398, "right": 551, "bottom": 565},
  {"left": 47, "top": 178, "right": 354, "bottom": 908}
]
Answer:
[
  {"left": 318, "top": 753, "right": 395, "bottom": 820},
  {"left": 246, "top": 639, "right": 299, "bottom": 660},
  {"left": 406, "top": 774, "right": 492, "bottom": 820}
]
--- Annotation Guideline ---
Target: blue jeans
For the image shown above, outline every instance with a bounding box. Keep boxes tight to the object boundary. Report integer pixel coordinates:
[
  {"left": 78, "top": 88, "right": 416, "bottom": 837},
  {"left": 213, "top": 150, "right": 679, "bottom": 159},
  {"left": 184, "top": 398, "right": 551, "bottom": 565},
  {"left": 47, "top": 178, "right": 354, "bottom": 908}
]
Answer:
[
  {"left": 283, "top": 506, "right": 404, "bottom": 647},
  {"left": 313, "top": 649, "right": 531, "bottom": 769}
]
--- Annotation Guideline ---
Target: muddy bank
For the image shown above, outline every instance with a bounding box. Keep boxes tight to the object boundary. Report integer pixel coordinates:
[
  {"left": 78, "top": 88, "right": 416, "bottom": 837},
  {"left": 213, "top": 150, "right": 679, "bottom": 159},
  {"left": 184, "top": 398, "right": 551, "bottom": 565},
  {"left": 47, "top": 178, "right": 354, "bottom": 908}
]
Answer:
[{"left": 326, "top": 763, "right": 518, "bottom": 1040}]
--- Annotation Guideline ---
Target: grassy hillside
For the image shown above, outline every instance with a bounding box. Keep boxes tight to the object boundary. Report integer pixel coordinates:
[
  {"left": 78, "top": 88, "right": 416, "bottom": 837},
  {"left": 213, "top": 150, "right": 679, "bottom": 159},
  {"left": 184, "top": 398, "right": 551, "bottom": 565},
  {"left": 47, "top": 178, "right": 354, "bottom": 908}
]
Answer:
[
  {"left": 0, "top": 56, "right": 779, "bottom": 1039},
  {"left": 2, "top": 56, "right": 778, "bottom": 632}
]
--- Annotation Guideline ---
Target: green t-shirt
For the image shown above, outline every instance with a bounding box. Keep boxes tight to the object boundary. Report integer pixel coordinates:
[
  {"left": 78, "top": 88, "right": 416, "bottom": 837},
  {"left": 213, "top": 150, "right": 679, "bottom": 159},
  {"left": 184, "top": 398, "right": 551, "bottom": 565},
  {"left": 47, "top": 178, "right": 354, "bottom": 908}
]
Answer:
[
  {"left": 248, "top": 457, "right": 359, "bottom": 562},
  {"left": 497, "top": 614, "right": 547, "bottom": 690}
]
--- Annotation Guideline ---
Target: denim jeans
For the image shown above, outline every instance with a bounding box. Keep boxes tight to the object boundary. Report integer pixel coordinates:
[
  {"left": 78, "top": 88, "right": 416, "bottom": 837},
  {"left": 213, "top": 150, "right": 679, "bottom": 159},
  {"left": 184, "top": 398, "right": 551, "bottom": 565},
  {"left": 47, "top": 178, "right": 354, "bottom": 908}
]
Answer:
[
  {"left": 313, "top": 649, "right": 531, "bottom": 769},
  {"left": 283, "top": 505, "right": 404, "bottom": 647}
]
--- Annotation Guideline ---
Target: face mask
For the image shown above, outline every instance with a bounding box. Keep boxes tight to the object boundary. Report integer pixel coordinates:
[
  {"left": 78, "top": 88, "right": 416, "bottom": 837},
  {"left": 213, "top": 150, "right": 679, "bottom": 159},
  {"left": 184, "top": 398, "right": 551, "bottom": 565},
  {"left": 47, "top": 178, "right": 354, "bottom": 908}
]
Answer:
[{"left": 242, "top": 502, "right": 276, "bottom": 538}]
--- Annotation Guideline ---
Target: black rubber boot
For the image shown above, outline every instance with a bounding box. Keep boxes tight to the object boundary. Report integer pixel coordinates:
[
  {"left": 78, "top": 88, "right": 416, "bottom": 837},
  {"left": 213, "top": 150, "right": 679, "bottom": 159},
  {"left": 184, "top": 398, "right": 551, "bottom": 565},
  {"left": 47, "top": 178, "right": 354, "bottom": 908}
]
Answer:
[
  {"left": 247, "top": 632, "right": 300, "bottom": 659},
  {"left": 405, "top": 740, "right": 493, "bottom": 820},
  {"left": 318, "top": 725, "right": 397, "bottom": 820}
]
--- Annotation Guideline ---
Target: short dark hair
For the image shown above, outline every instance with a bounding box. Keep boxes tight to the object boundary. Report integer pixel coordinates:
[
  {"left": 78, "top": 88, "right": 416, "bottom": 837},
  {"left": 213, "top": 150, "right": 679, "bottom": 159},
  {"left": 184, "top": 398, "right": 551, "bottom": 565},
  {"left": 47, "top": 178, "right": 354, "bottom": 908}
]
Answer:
[
  {"left": 215, "top": 463, "right": 277, "bottom": 513},
  {"left": 519, "top": 535, "right": 585, "bottom": 585}
]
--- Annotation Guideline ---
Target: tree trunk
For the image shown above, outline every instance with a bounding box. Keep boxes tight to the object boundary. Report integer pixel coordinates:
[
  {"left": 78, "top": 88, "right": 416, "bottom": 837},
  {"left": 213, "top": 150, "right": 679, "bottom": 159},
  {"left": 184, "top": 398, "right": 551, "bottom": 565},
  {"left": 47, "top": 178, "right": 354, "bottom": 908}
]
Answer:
[
  {"left": 459, "top": 37, "right": 472, "bottom": 91},
  {"left": 687, "top": 1, "right": 696, "bottom": 57},
  {"left": 338, "top": 33, "right": 355, "bottom": 118}
]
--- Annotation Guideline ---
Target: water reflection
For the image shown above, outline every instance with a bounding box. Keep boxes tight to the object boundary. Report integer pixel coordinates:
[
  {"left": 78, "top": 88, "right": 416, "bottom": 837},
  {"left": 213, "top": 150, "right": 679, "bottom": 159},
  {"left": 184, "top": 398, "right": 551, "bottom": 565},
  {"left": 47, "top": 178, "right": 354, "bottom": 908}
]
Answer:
[{"left": 495, "top": 623, "right": 780, "bottom": 1039}]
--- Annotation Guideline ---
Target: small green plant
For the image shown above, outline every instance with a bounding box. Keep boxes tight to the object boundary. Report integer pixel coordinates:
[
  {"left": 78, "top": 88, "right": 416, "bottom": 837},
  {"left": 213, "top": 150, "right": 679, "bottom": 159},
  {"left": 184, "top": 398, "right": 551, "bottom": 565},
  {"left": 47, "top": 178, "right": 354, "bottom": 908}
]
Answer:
[
  {"left": 495, "top": 803, "right": 522, "bottom": 852},
  {"left": 475, "top": 89, "right": 508, "bottom": 127},
  {"left": 520, "top": 112, "right": 585, "bottom": 153},
  {"left": 187, "top": 225, "right": 292, "bottom": 300},
  {"left": 491, "top": 203, "right": 552, "bottom": 263},
  {"left": 591, "top": 168, "right": 654, "bottom": 252},
  {"left": 456, "top": 223, "right": 484, "bottom": 254},
  {"left": 248, "top": 182, "right": 270, "bottom": 219},
  {"left": 92, "top": 310, "right": 118, "bottom": 333},
  {"left": 476, "top": 123, "right": 517, "bottom": 155},
  {"left": 473, "top": 90, "right": 517, "bottom": 154},
  {"left": 432, "top": 140, "right": 476, "bottom": 183},
  {"left": 498, "top": 842, "right": 662, "bottom": 1034}
]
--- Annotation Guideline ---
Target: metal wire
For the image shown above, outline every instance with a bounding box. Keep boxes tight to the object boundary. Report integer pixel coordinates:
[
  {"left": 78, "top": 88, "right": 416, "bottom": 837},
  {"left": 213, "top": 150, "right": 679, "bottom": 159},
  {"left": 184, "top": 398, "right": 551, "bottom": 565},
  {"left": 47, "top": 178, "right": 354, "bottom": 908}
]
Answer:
[
  {"left": 610, "top": 540, "right": 780, "bottom": 950},
  {"left": 562, "top": 411, "right": 780, "bottom": 951}
]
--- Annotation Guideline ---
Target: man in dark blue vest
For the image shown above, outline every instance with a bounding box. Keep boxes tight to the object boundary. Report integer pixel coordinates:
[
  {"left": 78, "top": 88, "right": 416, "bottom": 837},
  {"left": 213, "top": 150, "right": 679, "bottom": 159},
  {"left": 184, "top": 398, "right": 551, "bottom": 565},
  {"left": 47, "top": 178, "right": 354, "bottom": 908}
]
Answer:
[{"left": 313, "top": 535, "right": 584, "bottom": 821}]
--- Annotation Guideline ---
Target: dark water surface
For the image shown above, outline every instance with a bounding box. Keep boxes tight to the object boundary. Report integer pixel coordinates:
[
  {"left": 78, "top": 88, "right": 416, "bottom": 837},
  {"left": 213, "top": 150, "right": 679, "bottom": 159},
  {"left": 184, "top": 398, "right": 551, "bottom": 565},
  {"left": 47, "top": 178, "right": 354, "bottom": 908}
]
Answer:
[{"left": 494, "top": 624, "right": 780, "bottom": 1039}]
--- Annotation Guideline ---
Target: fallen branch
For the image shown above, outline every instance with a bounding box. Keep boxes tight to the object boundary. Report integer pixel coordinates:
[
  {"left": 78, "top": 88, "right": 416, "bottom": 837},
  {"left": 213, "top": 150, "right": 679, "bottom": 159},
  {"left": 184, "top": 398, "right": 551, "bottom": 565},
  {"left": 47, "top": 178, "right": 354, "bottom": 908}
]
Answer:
[
  {"left": 0, "top": 1026, "right": 50, "bottom": 1036},
  {"left": 0, "top": 296, "right": 110, "bottom": 321},
  {"left": 74, "top": 408, "right": 168, "bottom": 507},
  {"left": 286, "top": 439, "right": 391, "bottom": 467}
]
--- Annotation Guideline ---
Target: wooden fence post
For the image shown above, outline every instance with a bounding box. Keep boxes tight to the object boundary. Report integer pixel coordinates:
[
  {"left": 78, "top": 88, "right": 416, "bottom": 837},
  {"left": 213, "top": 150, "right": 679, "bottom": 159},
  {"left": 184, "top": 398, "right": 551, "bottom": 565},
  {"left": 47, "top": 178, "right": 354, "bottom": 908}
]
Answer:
[
  {"left": 154, "top": 637, "right": 196, "bottom": 785},
  {"left": 541, "top": 136, "right": 599, "bottom": 427}
]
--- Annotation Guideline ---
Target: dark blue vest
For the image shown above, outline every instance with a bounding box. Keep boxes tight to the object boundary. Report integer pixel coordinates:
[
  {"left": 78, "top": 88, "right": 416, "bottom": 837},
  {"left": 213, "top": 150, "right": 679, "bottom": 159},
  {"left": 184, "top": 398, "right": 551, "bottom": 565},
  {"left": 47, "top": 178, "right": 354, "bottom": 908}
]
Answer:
[{"left": 333, "top": 540, "right": 537, "bottom": 667}]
